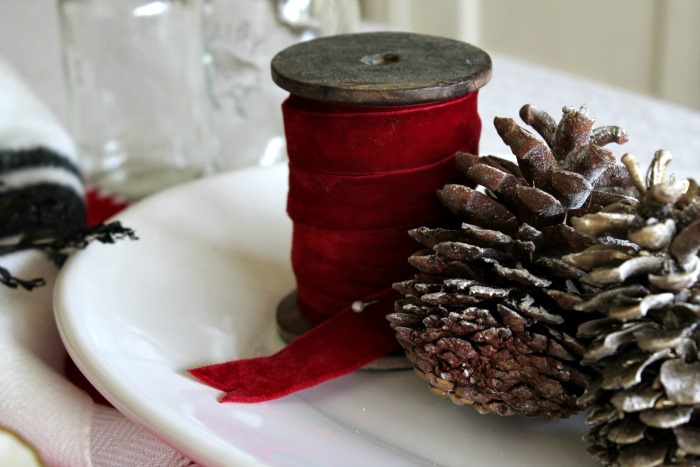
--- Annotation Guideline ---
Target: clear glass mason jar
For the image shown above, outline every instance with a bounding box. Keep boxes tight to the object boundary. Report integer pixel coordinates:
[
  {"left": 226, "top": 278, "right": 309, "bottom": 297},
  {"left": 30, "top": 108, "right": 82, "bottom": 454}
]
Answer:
[
  {"left": 58, "top": 0, "right": 212, "bottom": 201},
  {"left": 202, "top": 0, "right": 360, "bottom": 171}
]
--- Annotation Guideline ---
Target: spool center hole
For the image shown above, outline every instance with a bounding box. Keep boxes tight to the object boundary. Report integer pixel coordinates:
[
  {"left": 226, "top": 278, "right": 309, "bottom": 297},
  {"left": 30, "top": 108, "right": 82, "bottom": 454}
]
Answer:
[{"left": 360, "top": 53, "right": 400, "bottom": 66}]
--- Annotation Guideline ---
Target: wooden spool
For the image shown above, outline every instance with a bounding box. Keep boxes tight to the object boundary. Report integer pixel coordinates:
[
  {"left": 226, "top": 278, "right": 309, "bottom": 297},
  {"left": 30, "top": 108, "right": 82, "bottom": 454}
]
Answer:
[
  {"left": 272, "top": 31, "right": 491, "bottom": 105},
  {"left": 272, "top": 32, "right": 492, "bottom": 369}
]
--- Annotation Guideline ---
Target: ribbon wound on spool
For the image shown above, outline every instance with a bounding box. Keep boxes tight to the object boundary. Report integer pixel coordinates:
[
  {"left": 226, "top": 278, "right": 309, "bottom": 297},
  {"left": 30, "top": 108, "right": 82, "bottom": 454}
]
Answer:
[{"left": 189, "top": 91, "right": 482, "bottom": 402}]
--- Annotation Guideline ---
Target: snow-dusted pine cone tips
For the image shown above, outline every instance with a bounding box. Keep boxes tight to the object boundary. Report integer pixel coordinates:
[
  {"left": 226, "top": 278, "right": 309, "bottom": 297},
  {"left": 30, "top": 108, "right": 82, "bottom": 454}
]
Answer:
[
  {"left": 388, "top": 105, "right": 633, "bottom": 418},
  {"left": 571, "top": 151, "right": 700, "bottom": 466}
]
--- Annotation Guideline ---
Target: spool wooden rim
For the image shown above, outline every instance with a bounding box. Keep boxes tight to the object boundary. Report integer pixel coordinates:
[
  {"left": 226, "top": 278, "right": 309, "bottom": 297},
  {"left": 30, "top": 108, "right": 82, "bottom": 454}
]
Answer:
[{"left": 271, "top": 31, "right": 492, "bottom": 105}]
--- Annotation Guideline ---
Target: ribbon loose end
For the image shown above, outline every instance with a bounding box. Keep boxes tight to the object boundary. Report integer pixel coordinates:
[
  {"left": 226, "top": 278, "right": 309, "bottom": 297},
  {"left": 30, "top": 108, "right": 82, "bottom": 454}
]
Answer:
[{"left": 188, "top": 292, "right": 401, "bottom": 403}]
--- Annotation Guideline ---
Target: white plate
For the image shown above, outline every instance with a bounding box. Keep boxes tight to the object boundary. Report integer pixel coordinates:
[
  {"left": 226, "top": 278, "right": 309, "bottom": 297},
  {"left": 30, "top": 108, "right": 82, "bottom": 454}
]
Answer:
[{"left": 54, "top": 164, "right": 596, "bottom": 467}]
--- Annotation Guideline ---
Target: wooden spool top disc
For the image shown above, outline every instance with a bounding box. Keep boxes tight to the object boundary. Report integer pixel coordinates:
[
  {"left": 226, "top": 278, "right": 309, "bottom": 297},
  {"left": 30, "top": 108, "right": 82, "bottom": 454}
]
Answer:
[{"left": 271, "top": 31, "right": 492, "bottom": 105}]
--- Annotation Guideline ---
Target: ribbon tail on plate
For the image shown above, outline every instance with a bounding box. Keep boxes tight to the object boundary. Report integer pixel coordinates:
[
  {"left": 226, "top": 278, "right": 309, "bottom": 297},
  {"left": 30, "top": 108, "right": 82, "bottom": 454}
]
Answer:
[{"left": 188, "top": 289, "right": 400, "bottom": 403}]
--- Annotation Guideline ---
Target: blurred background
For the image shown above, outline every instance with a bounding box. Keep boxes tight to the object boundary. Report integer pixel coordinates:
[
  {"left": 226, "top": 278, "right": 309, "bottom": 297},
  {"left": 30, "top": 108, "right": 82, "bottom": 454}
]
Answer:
[
  {"left": 361, "top": 0, "right": 700, "bottom": 112},
  {"left": 2, "top": 0, "right": 699, "bottom": 127},
  {"left": 0, "top": 0, "right": 698, "bottom": 196}
]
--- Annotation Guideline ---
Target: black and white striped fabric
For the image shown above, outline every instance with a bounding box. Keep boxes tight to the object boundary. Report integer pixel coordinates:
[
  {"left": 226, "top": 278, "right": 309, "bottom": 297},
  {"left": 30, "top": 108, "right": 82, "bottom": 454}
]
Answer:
[
  {"left": 0, "top": 147, "right": 85, "bottom": 240},
  {"left": 0, "top": 58, "right": 85, "bottom": 245}
]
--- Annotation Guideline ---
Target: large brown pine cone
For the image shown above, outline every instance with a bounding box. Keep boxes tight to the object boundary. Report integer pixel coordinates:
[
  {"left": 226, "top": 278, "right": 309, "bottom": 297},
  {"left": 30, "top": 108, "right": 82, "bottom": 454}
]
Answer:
[
  {"left": 388, "top": 104, "right": 634, "bottom": 418},
  {"left": 570, "top": 151, "right": 700, "bottom": 466}
]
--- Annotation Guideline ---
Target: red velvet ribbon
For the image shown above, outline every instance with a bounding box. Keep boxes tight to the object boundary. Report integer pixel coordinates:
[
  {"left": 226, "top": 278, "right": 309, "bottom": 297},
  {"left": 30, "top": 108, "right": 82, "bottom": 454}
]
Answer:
[
  {"left": 85, "top": 189, "right": 130, "bottom": 227},
  {"left": 189, "top": 91, "right": 482, "bottom": 402}
]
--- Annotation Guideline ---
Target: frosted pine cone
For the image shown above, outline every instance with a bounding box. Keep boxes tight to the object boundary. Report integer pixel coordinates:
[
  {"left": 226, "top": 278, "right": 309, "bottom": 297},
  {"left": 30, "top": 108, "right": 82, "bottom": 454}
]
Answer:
[
  {"left": 388, "top": 105, "right": 634, "bottom": 418},
  {"left": 570, "top": 151, "right": 700, "bottom": 466}
]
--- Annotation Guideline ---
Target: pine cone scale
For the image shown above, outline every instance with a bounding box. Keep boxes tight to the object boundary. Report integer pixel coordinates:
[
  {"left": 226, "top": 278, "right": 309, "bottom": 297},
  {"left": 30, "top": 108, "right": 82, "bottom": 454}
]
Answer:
[
  {"left": 674, "top": 426, "right": 700, "bottom": 455},
  {"left": 659, "top": 359, "right": 700, "bottom": 405}
]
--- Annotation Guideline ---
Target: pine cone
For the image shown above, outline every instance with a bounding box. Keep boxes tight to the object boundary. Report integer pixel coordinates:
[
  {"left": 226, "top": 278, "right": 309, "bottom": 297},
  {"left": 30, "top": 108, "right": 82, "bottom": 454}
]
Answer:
[
  {"left": 388, "top": 105, "right": 633, "bottom": 418},
  {"left": 570, "top": 151, "right": 700, "bottom": 466}
]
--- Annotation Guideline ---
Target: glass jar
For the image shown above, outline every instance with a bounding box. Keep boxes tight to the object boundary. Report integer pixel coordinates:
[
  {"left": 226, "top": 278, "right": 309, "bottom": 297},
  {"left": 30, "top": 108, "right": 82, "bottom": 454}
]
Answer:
[
  {"left": 201, "top": 0, "right": 360, "bottom": 171},
  {"left": 58, "top": 0, "right": 212, "bottom": 200}
]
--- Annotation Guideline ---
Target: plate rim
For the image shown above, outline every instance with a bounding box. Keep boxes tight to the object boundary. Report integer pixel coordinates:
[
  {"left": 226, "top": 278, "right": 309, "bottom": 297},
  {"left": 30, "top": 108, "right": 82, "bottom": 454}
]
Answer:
[{"left": 53, "top": 166, "right": 288, "bottom": 467}]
